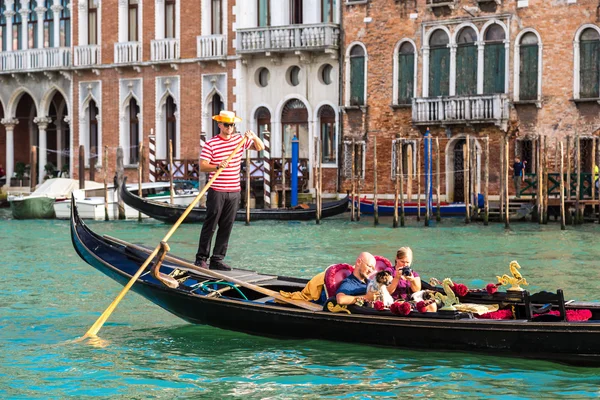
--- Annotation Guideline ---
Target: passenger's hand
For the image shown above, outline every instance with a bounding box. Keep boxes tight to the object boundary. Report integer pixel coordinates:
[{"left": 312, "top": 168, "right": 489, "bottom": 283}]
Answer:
[{"left": 364, "top": 292, "right": 377, "bottom": 302}]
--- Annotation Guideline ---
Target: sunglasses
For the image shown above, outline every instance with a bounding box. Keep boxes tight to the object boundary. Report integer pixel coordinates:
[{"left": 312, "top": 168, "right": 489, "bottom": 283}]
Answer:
[{"left": 223, "top": 123, "right": 235, "bottom": 128}]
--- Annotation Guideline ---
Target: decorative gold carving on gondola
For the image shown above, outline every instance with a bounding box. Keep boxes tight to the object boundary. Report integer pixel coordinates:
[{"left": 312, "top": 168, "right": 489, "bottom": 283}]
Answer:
[
  {"left": 327, "top": 303, "right": 351, "bottom": 314},
  {"left": 497, "top": 261, "right": 529, "bottom": 292},
  {"left": 434, "top": 278, "right": 460, "bottom": 311}
]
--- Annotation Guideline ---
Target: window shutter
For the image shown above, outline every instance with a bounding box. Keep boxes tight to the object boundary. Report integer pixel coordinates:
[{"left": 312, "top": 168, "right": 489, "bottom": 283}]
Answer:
[
  {"left": 580, "top": 40, "right": 600, "bottom": 99},
  {"left": 350, "top": 56, "right": 365, "bottom": 105},
  {"left": 398, "top": 53, "right": 414, "bottom": 104},
  {"left": 429, "top": 48, "right": 450, "bottom": 96},
  {"left": 484, "top": 43, "right": 505, "bottom": 94},
  {"left": 519, "top": 44, "right": 538, "bottom": 101},
  {"left": 456, "top": 44, "right": 477, "bottom": 96}
]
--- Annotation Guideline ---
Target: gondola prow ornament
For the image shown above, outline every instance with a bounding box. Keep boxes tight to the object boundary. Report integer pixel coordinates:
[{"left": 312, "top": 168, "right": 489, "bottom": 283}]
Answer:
[{"left": 496, "top": 260, "right": 529, "bottom": 291}]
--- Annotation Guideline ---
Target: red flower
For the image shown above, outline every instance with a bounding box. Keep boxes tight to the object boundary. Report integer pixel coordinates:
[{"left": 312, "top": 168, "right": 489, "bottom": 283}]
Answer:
[
  {"left": 486, "top": 283, "right": 499, "bottom": 295},
  {"left": 390, "top": 301, "right": 412, "bottom": 316},
  {"left": 451, "top": 283, "right": 469, "bottom": 297},
  {"left": 373, "top": 300, "right": 385, "bottom": 311},
  {"left": 416, "top": 301, "right": 427, "bottom": 313}
]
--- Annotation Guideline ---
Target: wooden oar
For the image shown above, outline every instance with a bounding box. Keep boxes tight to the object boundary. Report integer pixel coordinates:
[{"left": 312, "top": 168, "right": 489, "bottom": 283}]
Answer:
[
  {"left": 81, "top": 136, "right": 249, "bottom": 339},
  {"left": 105, "top": 237, "right": 323, "bottom": 312}
]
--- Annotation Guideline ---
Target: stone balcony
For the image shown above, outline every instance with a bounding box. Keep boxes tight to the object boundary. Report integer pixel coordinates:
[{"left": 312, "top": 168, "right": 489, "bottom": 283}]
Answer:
[
  {"left": 197, "top": 34, "right": 226, "bottom": 59},
  {"left": 412, "top": 94, "right": 509, "bottom": 127},
  {"left": 151, "top": 38, "right": 180, "bottom": 62},
  {"left": 0, "top": 47, "right": 71, "bottom": 72},
  {"left": 74, "top": 45, "right": 100, "bottom": 67},
  {"left": 114, "top": 41, "right": 142, "bottom": 64},
  {"left": 236, "top": 23, "right": 339, "bottom": 56}
]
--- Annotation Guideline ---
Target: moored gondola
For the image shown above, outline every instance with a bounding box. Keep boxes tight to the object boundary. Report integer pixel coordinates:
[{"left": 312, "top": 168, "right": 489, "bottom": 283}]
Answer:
[
  {"left": 119, "top": 177, "right": 349, "bottom": 223},
  {"left": 71, "top": 197, "right": 600, "bottom": 366}
]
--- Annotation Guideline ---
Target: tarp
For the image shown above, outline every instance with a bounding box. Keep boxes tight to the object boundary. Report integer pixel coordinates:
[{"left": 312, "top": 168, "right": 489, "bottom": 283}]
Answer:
[
  {"left": 30, "top": 178, "right": 103, "bottom": 199},
  {"left": 10, "top": 196, "right": 56, "bottom": 219}
]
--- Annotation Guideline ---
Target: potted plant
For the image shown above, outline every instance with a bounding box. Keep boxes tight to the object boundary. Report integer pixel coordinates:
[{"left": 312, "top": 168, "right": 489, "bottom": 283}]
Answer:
[
  {"left": 11, "top": 162, "right": 30, "bottom": 187},
  {"left": 44, "top": 162, "right": 56, "bottom": 180}
]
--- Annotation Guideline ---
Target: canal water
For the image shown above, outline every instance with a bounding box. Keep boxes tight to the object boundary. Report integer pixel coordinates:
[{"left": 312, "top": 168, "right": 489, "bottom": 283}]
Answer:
[{"left": 2, "top": 208, "right": 600, "bottom": 398}]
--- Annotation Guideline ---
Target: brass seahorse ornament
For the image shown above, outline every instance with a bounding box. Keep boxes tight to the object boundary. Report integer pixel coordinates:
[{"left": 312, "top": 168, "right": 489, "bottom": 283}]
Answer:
[
  {"left": 496, "top": 260, "right": 529, "bottom": 292},
  {"left": 434, "top": 278, "right": 460, "bottom": 311}
]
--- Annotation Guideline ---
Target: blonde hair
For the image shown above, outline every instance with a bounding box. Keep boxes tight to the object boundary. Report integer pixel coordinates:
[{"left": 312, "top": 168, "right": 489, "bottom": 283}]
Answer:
[{"left": 396, "top": 247, "right": 413, "bottom": 265}]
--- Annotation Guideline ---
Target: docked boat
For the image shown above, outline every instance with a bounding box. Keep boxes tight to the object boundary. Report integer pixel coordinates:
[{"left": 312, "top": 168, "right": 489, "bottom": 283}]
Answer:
[
  {"left": 119, "top": 177, "right": 349, "bottom": 222},
  {"left": 54, "top": 181, "right": 198, "bottom": 220},
  {"left": 71, "top": 197, "right": 600, "bottom": 366},
  {"left": 9, "top": 178, "right": 103, "bottom": 219},
  {"left": 356, "top": 197, "right": 466, "bottom": 216}
]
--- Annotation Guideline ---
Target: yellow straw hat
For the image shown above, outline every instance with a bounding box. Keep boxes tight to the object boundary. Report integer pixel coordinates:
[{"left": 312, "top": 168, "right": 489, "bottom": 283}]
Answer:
[{"left": 212, "top": 110, "right": 242, "bottom": 123}]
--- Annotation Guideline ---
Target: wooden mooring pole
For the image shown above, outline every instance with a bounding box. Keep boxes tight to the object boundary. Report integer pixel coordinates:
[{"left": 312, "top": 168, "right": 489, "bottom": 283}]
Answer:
[
  {"left": 505, "top": 135, "right": 510, "bottom": 229},
  {"left": 560, "top": 140, "right": 566, "bottom": 230},
  {"left": 357, "top": 143, "right": 361, "bottom": 221},
  {"left": 576, "top": 135, "right": 581, "bottom": 224},
  {"left": 246, "top": 148, "right": 251, "bottom": 225},
  {"left": 105, "top": 146, "right": 110, "bottom": 221},
  {"left": 30, "top": 146, "right": 37, "bottom": 190},
  {"left": 350, "top": 139, "right": 355, "bottom": 221},
  {"left": 79, "top": 145, "right": 85, "bottom": 189},
  {"left": 393, "top": 139, "right": 399, "bottom": 228},
  {"left": 435, "top": 137, "right": 441, "bottom": 222},
  {"left": 416, "top": 140, "right": 421, "bottom": 222},
  {"left": 137, "top": 143, "right": 143, "bottom": 222},
  {"left": 168, "top": 139, "right": 174, "bottom": 205},
  {"left": 373, "top": 136, "right": 379, "bottom": 226},
  {"left": 399, "top": 140, "right": 405, "bottom": 227},
  {"left": 116, "top": 147, "right": 126, "bottom": 220},
  {"left": 89, "top": 146, "right": 96, "bottom": 181},
  {"left": 537, "top": 138, "right": 542, "bottom": 224},
  {"left": 500, "top": 137, "right": 505, "bottom": 222},
  {"left": 566, "top": 136, "right": 571, "bottom": 201},
  {"left": 464, "top": 139, "right": 470, "bottom": 224},
  {"left": 484, "top": 136, "right": 489, "bottom": 226},
  {"left": 318, "top": 138, "right": 323, "bottom": 224},
  {"left": 543, "top": 136, "right": 549, "bottom": 224}
]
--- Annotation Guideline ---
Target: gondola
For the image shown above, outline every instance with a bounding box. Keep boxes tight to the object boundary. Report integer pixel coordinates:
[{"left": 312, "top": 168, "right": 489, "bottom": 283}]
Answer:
[
  {"left": 71, "top": 197, "right": 600, "bottom": 366},
  {"left": 355, "top": 198, "right": 467, "bottom": 216},
  {"left": 119, "top": 177, "right": 349, "bottom": 223}
]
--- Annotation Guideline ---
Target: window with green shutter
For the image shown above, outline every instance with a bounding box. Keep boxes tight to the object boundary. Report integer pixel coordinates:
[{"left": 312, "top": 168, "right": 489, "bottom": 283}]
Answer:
[
  {"left": 456, "top": 27, "right": 477, "bottom": 96},
  {"left": 580, "top": 28, "right": 600, "bottom": 99},
  {"left": 483, "top": 24, "right": 506, "bottom": 94},
  {"left": 350, "top": 45, "right": 365, "bottom": 106},
  {"left": 429, "top": 30, "right": 450, "bottom": 97},
  {"left": 397, "top": 42, "right": 414, "bottom": 104},
  {"left": 519, "top": 32, "right": 538, "bottom": 101}
]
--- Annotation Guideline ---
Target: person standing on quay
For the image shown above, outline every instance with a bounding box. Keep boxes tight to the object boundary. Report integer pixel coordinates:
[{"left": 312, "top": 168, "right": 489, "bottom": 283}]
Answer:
[
  {"left": 195, "top": 111, "right": 265, "bottom": 271},
  {"left": 511, "top": 156, "right": 527, "bottom": 198}
]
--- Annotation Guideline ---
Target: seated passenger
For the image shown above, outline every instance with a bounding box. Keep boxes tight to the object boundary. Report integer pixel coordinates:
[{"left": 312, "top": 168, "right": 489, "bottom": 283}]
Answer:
[
  {"left": 335, "top": 252, "right": 378, "bottom": 306},
  {"left": 387, "top": 247, "right": 436, "bottom": 312}
]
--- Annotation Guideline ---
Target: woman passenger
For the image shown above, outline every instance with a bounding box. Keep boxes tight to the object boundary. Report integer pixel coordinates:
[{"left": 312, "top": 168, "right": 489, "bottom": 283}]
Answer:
[{"left": 388, "top": 247, "right": 437, "bottom": 312}]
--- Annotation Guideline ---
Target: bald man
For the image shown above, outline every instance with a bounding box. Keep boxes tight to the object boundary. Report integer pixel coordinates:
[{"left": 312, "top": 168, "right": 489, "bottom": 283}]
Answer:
[{"left": 335, "top": 252, "right": 378, "bottom": 306}]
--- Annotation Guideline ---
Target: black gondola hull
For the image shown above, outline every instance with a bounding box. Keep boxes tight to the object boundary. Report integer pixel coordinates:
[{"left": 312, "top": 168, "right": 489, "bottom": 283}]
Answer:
[
  {"left": 119, "top": 178, "right": 349, "bottom": 222},
  {"left": 71, "top": 198, "right": 600, "bottom": 366}
]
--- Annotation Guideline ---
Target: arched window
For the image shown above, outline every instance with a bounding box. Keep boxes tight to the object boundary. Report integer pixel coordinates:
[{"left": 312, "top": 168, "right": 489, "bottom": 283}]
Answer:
[
  {"left": 257, "top": 0, "right": 269, "bottom": 27},
  {"left": 255, "top": 106, "right": 271, "bottom": 158},
  {"left": 44, "top": 0, "right": 53, "bottom": 47},
  {"left": 579, "top": 28, "right": 600, "bottom": 99},
  {"left": 0, "top": 1, "right": 6, "bottom": 52},
  {"left": 12, "top": 0, "right": 22, "bottom": 51},
  {"left": 518, "top": 32, "right": 539, "bottom": 101},
  {"left": 165, "top": 96, "right": 177, "bottom": 156},
  {"left": 165, "top": 0, "right": 175, "bottom": 38},
  {"left": 88, "top": 0, "right": 98, "bottom": 45},
  {"left": 397, "top": 42, "right": 415, "bottom": 105},
  {"left": 88, "top": 100, "right": 99, "bottom": 164},
  {"left": 60, "top": 0, "right": 70, "bottom": 46},
  {"left": 28, "top": 0, "right": 37, "bottom": 49},
  {"left": 456, "top": 27, "right": 477, "bottom": 96},
  {"left": 484, "top": 24, "right": 506, "bottom": 94},
  {"left": 319, "top": 105, "right": 336, "bottom": 164},
  {"left": 128, "top": 0, "right": 138, "bottom": 41},
  {"left": 429, "top": 29, "right": 450, "bottom": 97},
  {"left": 211, "top": 93, "right": 223, "bottom": 138},
  {"left": 349, "top": 45, "right": 365, "bottom": 106},
  {"left": 211, "top": 0, "right": 222, "bottom": 34},
  {"left": 281, "top": 99, "right": 308, "bottom": 158},
  {"left": 129, "top": 98, "right": 140, "bottom": 164}
]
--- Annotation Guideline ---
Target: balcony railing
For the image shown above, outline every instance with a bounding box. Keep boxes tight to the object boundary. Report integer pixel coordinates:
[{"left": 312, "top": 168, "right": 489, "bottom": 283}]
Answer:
[
  {"left": 237, "top": 23, "right": 340, "bottom": 54},
  {"left": 0, "top": 47, "right": 71, "bottom": 71},
  {"left": 74, "top": 45, "right": 100, "bottom": 66},
  {"left": 197, "top": 35, "right": 226, "bottom": 59},
  {"left": 114, "top": 41, "right": 142, "bottom": 64},
  {"left": 412, "top": 94, "right": 509, "bottom": 125},
  {"left": 151, "top": 38, "right": 180, "bottom": 61}
]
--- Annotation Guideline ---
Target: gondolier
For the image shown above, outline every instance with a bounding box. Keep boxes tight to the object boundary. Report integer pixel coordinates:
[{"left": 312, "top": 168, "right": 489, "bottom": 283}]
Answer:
[{"left": 195, "top": 110, "right": 264, "bottom": 271}]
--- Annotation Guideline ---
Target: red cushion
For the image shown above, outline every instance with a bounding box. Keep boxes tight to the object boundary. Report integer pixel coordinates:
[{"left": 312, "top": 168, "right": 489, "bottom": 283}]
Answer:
[
  {"left": 324, "top": 263, "right": 354, "bottom": 299},
  {"left": 370, "top": 255, "right": 395, "bottom": 280}
]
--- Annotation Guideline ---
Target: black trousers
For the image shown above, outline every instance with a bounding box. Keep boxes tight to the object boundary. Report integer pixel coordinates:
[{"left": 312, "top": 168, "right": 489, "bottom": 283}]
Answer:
[{"left": 195, "top": 189, "right": 240, "bottom": 264}]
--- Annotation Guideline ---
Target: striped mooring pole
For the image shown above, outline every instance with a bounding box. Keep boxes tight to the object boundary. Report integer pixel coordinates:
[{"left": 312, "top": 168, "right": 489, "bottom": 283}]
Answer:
[
  {"left": 263, "top": 127, "right": 271, "bottom": 209},
  {"left": 148, "top": 130, "right": 156, "bottom": 182}
]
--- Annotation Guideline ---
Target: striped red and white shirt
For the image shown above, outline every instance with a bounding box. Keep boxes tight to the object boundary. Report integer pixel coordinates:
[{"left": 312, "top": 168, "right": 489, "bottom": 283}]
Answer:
[{"left": 200, "top": 134, "right": 252, "bottom": 192}]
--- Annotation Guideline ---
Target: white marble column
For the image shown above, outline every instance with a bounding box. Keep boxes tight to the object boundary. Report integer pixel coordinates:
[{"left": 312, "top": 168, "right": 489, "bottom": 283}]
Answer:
[
  {"left": 34, "top": 116, "right": 52, "bottom": 180},
  {"left": 449, "top": 43, "right": 457, "bottom": 96},
  {"left": 422, "top": 46, "right": 430, "bottom": 97},
  {"left": 36, "top": 6, "right": 46, "bottom": 48},
  {"left": 19, "top": 5, "right": 29, "bottom": 50},
  {"left": 4, "top": 5, "right": 15, "bottom": 52},
  {"left": 504, "top": 40, "right": 510, "bottom": 94},
  {"left": 51, "top": 0, "right": 62, "bottom": 47},
  {"left": 2, "top": 118, "right": 19, "bottom": 186},
  {"left": 476, "top": 41, "right": 485, "bottom": 94},
  {"left": 118, "top": 0, "right": 128, "bottom": 43},
  {"left": 78, "top": 0, "right": 87, "bottom": 45}
]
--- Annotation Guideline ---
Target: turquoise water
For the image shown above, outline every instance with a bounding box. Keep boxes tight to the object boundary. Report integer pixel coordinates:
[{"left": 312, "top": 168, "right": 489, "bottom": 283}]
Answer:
[{"left": 2, "top": 208, "right": 600, "bottom": 398}]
